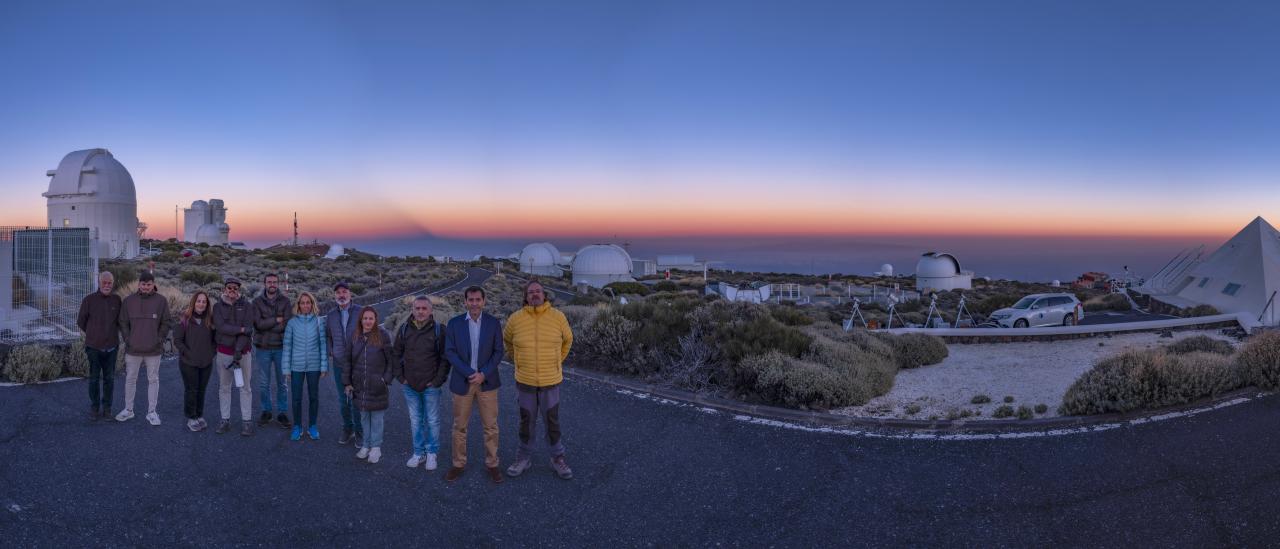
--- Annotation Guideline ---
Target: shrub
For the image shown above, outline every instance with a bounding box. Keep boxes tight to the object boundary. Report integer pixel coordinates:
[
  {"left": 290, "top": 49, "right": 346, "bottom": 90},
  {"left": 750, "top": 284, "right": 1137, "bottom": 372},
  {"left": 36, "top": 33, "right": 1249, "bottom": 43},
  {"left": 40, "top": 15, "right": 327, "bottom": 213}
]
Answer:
[
  {"left": 1060, "top": 349, "right": 1243, "bottom": 415},
  {"left": 1003, "top": 396, "right": 1015, "bottom": 403},
  {"left": 877, "top": 333, "right": 948, "bottom": 369},
  {"left": 180, "top": 269, "right": 222, "bottom": 286},
  {"left": 558, "top": 305, "right": 600, "bottom": 331},
  {"left": 574, "top": 311, "right": 640, "bottom": 374},
  {"left": 604, "top": 281, "right": 650, "bottom": 296},
  {"left": 1181, "top": 304, "right": 1221, "bottom": 318},
  {"left": 652, "top": 280, "right": 680, "bottom": 292},
  {"left": 349, "top": 283, "right": 367, "bottom": 295},
  {"left": 973, "top": 294, "right": 1020, "bottom": 315},
  {"left": 65, "top": 339, "right": 90, "bottom": 377},
  {"left": 1238, "top": 330, "right": 1280, "bottom": 390},
  {"left": 768, "top": 305, "right": 814, "bottom": 327},
  {"left": 104, "top": 263, "right": 138, "bottom": 290},
  {"left": 1016, "top": 405, "right": 1034, "bottom": 420},
  {"left": 2, "top": 344, "right": 61, "bottom": 383},
  {"left": 904, "top": 404, "right": 921, "bottom": 415},
  {"left": 736, "top": 351, "right": 856, "bottom": 410},
  {"left": 1168, "top": 335, "right": 1234, "bottom": 356},
  {"left": 971, "top": 394, "right": 991, "bottom": 404},
  {"left": 1034, "top": 403, "right": 1048, "bottom": 414},
  {"left": 993, "top": 405, "right": 1014, "bottom": 418},
  {"left": 1084, "top": 293, "right": 1131, "bottom": 312}
]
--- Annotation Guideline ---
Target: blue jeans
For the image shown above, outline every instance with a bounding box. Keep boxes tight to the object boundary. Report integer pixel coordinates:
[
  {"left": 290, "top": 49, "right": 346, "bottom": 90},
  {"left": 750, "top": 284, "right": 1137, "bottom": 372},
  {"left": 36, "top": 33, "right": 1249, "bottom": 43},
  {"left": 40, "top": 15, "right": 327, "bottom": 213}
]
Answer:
[
  {"left": 331, "top": 364, "right": 362, "bottom": 434},
  {"left": 255, "top": 348, "right": 286, "bottom": 414},
  {"left": 402, "top": 385, "right": 441, "bottom": 455},
  {"left": 359, "top": 410, "right": 385, "bottom": 449}
]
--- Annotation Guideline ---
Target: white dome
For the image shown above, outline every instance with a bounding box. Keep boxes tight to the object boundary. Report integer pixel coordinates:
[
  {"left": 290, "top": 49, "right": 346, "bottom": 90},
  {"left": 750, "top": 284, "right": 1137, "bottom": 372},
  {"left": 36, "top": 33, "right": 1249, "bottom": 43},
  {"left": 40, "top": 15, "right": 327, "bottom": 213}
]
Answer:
[
  {"left": 880, "top": 264, "right": 894, "bottom": 276},
  {"left": 190, "top": 200, "right": 208, "bottom": 210},
  {"left": 573, "top": 244, "right": 633, "bottom": 276},
  {"left": 519, "top": 242, "right": 561, "bottom": 268},
  {"left": 44, "top": 148, "right": 136, "bottom": 205},
  {"left": 916, "top": 252, "right": 962, "bottom": 279},
  {"left": 196, "top": 224, "right": 220, "bottom": 241},
  {"left": 1051, "top": 280, "right": 1062, "bottom": 287}
]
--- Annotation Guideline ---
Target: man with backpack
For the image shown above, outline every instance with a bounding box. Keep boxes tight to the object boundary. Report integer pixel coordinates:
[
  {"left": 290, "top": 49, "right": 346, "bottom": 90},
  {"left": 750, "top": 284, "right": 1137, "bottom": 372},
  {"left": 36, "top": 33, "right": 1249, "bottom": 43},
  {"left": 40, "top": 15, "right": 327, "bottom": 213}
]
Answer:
[{"left": 393, "top": 296, "right": 449, "bottom": 472}]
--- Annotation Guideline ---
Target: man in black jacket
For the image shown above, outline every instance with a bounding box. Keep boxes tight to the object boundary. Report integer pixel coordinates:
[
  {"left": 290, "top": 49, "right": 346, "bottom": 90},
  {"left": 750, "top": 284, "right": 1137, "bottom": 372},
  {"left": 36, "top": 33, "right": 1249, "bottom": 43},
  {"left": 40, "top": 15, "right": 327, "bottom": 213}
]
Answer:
[
  {"left": 252, "top": 273, "right": 291, "bottom": 428},
  {"left": 393, "top": 296, "right": 448, "bottom": 471},
  {"left": 212, "top": 277, "right": 255, "bottom": 436},
  {"left": 77, "top": 271, "right": 121, "bottom": 420}
]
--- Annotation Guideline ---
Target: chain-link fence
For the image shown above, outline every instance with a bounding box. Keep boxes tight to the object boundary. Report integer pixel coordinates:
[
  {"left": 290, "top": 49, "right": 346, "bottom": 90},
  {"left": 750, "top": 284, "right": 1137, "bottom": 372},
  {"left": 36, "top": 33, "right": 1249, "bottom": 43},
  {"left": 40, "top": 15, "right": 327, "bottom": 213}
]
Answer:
[{"left": 1, "top": 227, "right": 98, "bottom": 343}]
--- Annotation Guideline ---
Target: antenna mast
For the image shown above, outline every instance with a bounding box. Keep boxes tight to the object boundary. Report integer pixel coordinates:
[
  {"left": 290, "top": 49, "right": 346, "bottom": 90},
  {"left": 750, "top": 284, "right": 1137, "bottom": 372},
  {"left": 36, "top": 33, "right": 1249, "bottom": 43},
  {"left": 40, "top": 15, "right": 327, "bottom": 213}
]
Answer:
[{"left": 293, "top": 212, "right": 299, "bottom": 246}]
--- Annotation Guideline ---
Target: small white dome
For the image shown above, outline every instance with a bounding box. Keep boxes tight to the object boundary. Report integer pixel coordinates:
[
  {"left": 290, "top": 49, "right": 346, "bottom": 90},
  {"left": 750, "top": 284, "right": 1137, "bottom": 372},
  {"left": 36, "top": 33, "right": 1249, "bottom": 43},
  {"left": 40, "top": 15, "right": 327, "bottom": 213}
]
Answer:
[
  {"left": 880, "top": 264, "right": 894, "bottom": 277},
  {"left": 573, "top": 244, "right": 633, "bottom": 276},
  {"left": 519, "top": 242, "right": 561, "bottom": 268},
  {"left": 916, "top": 252, "right": 962, "bottom": 279},
  {"left": 190, "top": 200, "right": 209, "bottom": 210},
  {"left": 1051, "top": 280, "right": 1062, "bottom": 287}
]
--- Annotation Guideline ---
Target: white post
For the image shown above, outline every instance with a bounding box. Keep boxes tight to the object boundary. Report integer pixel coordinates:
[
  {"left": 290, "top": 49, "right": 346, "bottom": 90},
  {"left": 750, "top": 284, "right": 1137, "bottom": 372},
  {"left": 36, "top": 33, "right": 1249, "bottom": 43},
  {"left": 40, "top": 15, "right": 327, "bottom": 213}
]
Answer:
[
  {"left": 47, "top": 228, "right": 54, "bottom": 318},
  {"left": 92, "top": 228, "right": 100, "bottom": 292}
]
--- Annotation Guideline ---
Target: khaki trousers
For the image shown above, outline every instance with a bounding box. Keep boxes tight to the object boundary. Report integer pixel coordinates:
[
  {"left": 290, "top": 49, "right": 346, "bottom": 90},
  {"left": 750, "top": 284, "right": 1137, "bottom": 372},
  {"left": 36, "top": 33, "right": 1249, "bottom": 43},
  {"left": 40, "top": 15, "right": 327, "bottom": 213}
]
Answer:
[
  {"left": 215, "top": 352, "right": 254, "bottom": 421},
  {"left": 123, "top": 355, "right": 161, "bottom": 414},
  {"left": 451, "top": 384, "right": 499, "bottom": 468}
]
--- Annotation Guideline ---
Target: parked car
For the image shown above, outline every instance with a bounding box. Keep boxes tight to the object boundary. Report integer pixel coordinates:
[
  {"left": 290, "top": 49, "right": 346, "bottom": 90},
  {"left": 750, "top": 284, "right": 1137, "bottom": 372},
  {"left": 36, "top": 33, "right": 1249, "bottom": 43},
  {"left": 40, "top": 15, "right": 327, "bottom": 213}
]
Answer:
[{"left": 987, "top": 293, "right": 1083, "bottom": 328}]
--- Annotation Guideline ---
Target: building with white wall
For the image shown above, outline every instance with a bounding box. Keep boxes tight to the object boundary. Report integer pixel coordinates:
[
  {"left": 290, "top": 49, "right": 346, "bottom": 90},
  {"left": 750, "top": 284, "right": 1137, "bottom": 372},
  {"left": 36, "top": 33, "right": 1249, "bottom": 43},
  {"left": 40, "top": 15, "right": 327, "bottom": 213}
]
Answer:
[
  {"left": 184, "top": 198, "right": 231, "bottom": 245},
  {"left": 572, "top": 244, "right": 634, "bottom": 288},
  {"left": 43, "top": 148, "right": 140, "bottom": 259},
  {"left": 915, "top": 252, "right": 973, "bottom": 291},
  {"left": 518, "top": 242, "right": 565, "bottom": 276}
]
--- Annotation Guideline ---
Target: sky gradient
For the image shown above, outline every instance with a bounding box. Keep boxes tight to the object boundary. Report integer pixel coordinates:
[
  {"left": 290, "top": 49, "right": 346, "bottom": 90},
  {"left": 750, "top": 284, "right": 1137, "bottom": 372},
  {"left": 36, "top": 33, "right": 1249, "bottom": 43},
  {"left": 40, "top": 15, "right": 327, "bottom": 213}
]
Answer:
[{"left": 2, "top": 1, "right": 1278, "bottom": 278}]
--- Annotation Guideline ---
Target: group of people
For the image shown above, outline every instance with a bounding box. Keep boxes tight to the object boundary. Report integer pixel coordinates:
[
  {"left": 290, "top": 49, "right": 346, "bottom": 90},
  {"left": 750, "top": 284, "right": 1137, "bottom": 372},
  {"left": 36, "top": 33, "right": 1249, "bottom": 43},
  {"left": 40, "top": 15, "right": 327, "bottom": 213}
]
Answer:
[{"left": 76, "top": 271, "right": 576, "bottom": 481}]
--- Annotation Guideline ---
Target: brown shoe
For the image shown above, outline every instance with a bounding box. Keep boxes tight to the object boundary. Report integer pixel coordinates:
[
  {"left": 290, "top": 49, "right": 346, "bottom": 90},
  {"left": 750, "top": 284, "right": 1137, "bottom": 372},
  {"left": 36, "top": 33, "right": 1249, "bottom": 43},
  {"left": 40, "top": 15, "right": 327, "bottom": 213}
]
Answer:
[
  {"left": 487, "top": 466, "right": 504, "bottom": 484},
  {"left": 445, "top": 467, "right": 465, "bottom": 482}
]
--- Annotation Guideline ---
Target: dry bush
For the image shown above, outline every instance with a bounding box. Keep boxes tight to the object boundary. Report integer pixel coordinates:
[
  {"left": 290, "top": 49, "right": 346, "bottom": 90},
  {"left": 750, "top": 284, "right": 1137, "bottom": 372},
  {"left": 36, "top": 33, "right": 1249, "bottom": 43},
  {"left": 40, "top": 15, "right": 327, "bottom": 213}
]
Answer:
[
  {"left": 1084, "top": 293, "right": 1131, "bottom": 312},
  {"left": 1181, "top": 304, "right": 1221, "bottom": 318},
  {"left": 877, "top": 332, "right": 949, "bottom": 369},
  {"left": 65, "top": 338, "right": 91, "bottom": 377},
  {"left": 1167, "top": 335, "right": 1234, "bottom": 355},
  {"left": 3, "top": 344, "right": 61, "bottom": 383},
  {"left": 1237, "top": 330, "right": 1280, "bottom": 390},
  {"left": 737, "top": 351, "right": 858, "bottom": 410},
  {"left": 559, "top": 305, "right": 601, "bottom": 331},
  {"left": 1060, "top": 349, "right": 1243, "bottom": 415}
]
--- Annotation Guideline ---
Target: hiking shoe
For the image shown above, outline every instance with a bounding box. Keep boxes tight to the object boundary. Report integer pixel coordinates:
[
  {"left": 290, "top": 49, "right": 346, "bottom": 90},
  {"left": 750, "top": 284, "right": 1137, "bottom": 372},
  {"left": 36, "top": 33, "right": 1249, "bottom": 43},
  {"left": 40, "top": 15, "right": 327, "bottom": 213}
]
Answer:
[
  {"left": 368, "top": 447, "right": 382, "bottom": 464},
  {"left": 487, "top": 467, "right": 504, "bottom": 484},
  {"left": 215, "top": 419, "right": 231, "bottom": 434},
  {"left": 425, "top": 453, "right": 438, "bottom": 471},
  {"left": 356, "top": 447, "right": 370, "bottom": 460},
  {"left": 445, "top": 467, "right": 464, "bottom": 482},
  {"left": 506, "top": 458, "right": 532, "bottom": 478},
  {"left": 241, "top": 421, "right": 254, "bottom": 437},
  {"left": 290, "top": 426, "right": 303, "bottom": 441},
  {"left": 195, "top": 418, "right": 208, "bottom": 432},
  {"left": 90, "top": 406, "right": 100, "bottom": 421},
  {"left": 258, "top": 411, "right": 272, "bottom": 426},
  {"left": 146, "top": 412, "right": 161, "bottom": 426},
  {"left": 338, "top": 428, "right": 353, "bottom": 445},
  {"left": 115, "top": 409, "right": 135, "bottom": 422},
  {"left": 406, "top": 454, "right": 424, "bottom": 468},
  {"left": 101, "top": 408, "right": 112, "bottom": 420},
  {"left": 307, "top": 425, "right": 320, "bottom": 440},
  {"left": 551, "top": 456, "right": 573, "bottom": 480},
  {"left": 187, "top": 419, "right": 200, "bottom": 432},
  {"left": 277, "top": 414, "right": 291, "bottom": 428}
]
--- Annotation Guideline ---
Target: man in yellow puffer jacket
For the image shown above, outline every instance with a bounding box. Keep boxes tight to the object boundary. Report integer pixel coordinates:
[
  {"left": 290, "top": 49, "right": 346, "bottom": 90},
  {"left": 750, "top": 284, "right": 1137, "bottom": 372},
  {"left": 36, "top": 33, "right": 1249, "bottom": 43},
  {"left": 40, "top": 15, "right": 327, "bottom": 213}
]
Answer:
[{"left": 503, "top": 280, "right": 575, "bottom": 480}]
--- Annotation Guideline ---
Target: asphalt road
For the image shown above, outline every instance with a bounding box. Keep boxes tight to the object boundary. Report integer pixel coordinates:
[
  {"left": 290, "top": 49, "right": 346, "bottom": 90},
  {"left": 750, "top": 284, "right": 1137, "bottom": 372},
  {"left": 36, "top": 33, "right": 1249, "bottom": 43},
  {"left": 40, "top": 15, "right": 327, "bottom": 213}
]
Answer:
[
  {"left": 371, "top": 267, "right": 495, "bottom": 327},
  {"left": 2, "top": 361, "right": 1279, "bottom": 547}
]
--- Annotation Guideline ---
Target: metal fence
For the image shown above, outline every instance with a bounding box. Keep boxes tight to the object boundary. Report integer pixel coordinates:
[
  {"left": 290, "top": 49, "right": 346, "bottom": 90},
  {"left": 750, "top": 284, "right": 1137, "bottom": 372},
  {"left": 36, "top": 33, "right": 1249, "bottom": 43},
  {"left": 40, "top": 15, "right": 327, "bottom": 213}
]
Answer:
[{"left": 1, "top": 227, "right": 98, "bottom": 343}]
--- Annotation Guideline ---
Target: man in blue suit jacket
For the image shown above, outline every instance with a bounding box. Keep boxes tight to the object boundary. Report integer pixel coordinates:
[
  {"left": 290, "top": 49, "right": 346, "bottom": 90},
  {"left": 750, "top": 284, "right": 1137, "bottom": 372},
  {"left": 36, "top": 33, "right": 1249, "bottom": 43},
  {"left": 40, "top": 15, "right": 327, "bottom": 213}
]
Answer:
[{"left": 444, "top": 286, "right": 504, "bottom": 483}]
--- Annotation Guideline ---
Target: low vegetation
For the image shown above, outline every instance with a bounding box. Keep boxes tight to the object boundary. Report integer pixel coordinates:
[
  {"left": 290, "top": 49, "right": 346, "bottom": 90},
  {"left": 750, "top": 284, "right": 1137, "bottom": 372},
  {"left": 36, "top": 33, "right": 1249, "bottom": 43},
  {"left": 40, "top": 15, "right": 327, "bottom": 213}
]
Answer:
[
  {"left": 570, "top": 296, "right": 948, "bottom": 411},
  {"left": 2, "top": 344, "right": 61, "bottom": 383},
  {"left": 1167, "top": 335, "right": 1234, "bottom": 356}
]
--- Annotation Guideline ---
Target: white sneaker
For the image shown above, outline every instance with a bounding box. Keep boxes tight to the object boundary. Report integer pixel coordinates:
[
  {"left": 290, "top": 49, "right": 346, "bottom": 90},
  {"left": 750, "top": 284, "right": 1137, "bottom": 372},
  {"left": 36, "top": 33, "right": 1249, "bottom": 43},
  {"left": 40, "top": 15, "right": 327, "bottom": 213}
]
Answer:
[
  {"left": 115, "top": 409, "right": 134, "bottom": 422},
  {"left": 356, "top": 447, "right": 370, "bottom": 460},
  {"left": 425, "top": 453, "right": 438, "bottom": 471},
  {"left": 368, "top": 447, "right": 382, "bottom": 464},
  {"left": 146, "top": 412, "right": 161, "bottom": 426},
  {"left": 406, "top": 454, "right": 423, "bottom": 468}
]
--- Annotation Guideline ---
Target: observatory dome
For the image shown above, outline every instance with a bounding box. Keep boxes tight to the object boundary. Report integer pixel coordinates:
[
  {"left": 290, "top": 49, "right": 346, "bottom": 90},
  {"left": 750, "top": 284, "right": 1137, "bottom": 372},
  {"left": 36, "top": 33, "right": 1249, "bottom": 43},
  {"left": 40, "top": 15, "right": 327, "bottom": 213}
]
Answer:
[{"left": 573, "top": 244, "right": 633, "bottom": 275}]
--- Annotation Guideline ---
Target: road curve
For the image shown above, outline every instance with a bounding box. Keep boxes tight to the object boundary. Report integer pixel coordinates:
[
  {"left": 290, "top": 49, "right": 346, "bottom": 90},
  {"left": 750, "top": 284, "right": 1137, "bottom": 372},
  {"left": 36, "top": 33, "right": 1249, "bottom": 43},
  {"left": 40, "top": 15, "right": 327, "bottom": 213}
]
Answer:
[{"left": 1, "top": 361, "right": 1277, "bottom": 546}]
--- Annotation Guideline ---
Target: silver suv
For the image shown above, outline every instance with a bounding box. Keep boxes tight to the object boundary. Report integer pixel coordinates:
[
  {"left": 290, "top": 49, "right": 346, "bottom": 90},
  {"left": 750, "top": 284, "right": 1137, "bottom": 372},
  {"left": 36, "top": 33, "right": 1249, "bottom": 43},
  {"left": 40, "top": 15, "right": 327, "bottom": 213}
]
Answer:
[{"left": 987, "top": 293, "right": 1083, "bottom": 328}]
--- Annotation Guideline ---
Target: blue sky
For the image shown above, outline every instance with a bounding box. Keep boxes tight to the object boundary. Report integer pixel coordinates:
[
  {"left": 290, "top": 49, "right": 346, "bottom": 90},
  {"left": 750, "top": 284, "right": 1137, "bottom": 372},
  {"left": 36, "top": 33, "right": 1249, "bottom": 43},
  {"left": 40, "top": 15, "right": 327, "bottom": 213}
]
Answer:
[{"left": 1, "top": 1, "right": 1278, "bottom": 251}]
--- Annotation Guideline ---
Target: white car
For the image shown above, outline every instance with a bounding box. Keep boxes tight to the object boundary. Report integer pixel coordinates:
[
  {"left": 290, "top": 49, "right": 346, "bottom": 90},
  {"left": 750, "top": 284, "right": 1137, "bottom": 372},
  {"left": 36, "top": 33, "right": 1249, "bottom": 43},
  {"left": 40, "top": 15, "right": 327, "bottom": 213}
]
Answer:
[{"left": 988, "top": 293, "right": 1084, "bottom": 328}]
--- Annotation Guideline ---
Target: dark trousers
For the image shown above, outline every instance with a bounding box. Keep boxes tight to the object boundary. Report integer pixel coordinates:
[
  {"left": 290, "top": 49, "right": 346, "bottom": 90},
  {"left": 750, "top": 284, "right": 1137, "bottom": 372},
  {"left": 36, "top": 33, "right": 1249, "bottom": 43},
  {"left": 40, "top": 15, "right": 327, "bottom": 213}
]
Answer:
[
  {"left": 86, "top": 347, "right": 118, "bottom": 411},
  {"left": 331, "top": 364, "right": 361, "bottom": 434},
  {"left": 179, "top": 363, "right": 212, "bottom": 419},
  {"left": 291, "top": 371, "right": 321, "bottom": 428},
  {"left": 516, "top": 382, "right": 565, "bottom": 459}
]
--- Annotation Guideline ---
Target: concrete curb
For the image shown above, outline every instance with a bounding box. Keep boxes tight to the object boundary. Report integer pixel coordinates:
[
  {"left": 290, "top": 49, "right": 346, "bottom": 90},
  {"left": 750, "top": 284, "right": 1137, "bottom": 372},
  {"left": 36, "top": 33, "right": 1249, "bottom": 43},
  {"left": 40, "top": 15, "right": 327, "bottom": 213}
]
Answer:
[{"left": 563, "top": 366, "right": 1271, "bottom": 434}]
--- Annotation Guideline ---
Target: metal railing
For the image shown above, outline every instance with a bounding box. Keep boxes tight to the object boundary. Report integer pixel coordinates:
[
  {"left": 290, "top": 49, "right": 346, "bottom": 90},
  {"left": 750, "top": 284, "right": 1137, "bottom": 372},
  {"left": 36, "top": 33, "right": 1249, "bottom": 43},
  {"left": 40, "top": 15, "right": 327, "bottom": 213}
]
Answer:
[{"left": 1, "top": 226, "right": 98, "bottom": 343}]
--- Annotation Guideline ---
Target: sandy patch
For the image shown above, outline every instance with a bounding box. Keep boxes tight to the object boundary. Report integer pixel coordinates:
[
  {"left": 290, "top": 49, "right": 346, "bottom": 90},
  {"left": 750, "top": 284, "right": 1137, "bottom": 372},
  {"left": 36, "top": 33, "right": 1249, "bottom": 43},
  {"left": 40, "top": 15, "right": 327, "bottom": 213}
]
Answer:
[{"left": 834, "top": 329, "right": 1240, "bottom": 420}]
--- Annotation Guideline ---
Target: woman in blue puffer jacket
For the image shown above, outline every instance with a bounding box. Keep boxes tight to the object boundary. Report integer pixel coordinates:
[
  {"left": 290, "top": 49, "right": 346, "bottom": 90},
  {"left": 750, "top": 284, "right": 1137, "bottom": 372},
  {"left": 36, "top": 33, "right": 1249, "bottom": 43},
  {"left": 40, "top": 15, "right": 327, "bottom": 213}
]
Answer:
[{"left": 282, "top": 292, "right": 328, "bottom": 441}]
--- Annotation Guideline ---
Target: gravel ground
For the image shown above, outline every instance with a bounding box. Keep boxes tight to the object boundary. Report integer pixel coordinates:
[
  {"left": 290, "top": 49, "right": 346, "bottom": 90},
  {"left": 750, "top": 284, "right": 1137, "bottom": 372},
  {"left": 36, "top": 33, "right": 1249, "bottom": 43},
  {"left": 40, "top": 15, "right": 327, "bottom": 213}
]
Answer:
[{"left": 835, "top": 329, "right": 1241, "bottom": 420}]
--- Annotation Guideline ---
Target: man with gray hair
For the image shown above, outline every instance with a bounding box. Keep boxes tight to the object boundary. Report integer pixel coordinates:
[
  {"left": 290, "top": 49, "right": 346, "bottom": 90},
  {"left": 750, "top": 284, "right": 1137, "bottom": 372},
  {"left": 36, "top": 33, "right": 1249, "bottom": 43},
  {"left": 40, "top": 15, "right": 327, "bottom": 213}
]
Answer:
[{"left": 77, "top": 271, "right": 122, "bottom": 420}]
